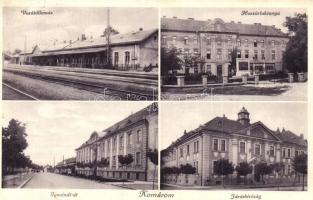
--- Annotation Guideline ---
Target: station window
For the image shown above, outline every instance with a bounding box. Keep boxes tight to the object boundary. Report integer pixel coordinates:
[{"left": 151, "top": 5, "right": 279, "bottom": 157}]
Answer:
[
  {"left": 255, "top": 144, "right": 261, "bottom": 155},
  {"left": 239, "top": 142, "right": 246, "bottom": 153},
  {"left": 125, "top": 51, "right": 130, "bottom": 66},
  {"left": 254, "top": 40, "right": 257, "bottom": 47},
  {"left": 206, "top": 49, "right": 211, "bottom": 59},
  {"left": 213, "top": 139, "right": 218, "bottom": 151}
]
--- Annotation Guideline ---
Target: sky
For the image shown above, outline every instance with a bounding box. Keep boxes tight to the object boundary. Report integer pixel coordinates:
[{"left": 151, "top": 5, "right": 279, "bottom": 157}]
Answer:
[
  {"left": 161, "top": 8, "right": 306, "bottom": 33},
  {"left": 160, "top": 102, "right": 308, "bottom": 150},
  {"left": 3, "top": 7, "right": 158, "bottom": 52},
  {"left": 2, "top": 101, "right": 152, "bottom": 166}
]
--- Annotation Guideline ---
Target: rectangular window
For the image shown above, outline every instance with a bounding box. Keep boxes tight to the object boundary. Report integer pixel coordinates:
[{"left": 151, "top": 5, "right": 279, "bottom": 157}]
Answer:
[
  {"left": 161, "top": 35, "right": 167, "bottom": 45},
  {"left": 271, "top": 40, "right": 275, "bottom": 46},
  {"left": 127, "top": 131, "right": 132, "bottom": 146},
  {"left": 239, "top": 142, "right": 246, "bottom": 153},
  {"left": 261, "top": 50, "right": 265, "bottom": 60},
  {"left": 261, "top": 40, "right": 264, "bottom": 47},
  {"left": 254, "top": 50, "right": 258, "bottom": 60},
  {"left": 255, "top": 144, "right": 261, "bottom": 155},
  {"left": 269, "top": 146, "right": 275, "bottom": 156},
  {"left": 207, "top": 65, "right": 212, "bottom": 73},
  {"left": 221, "top": 140, "right": 226, "bottom": 152},
  {"left": 187, "top": 145, "right": 190, "bottom": 155},
  {"left": 245, "top": 50, "right": 249, "bottom": 58},
  {"left": 287, "top": 148, "right": 291, "bottom": 158},
  {"left": 180, "top": 148, "right": 183, "bottom": 157},
  {"left": 237, "top": 50, "right": 241, "bottom": 58},
  {"left": 136, "top": 152, "right": 141, "bottom": 165},
  {"left": 119, "top": 135, "right": 124, "bottom": 149},
  {"left": 271, "top": 50, "right": 276, "bottom": 60},
  {"left": 112, "top": 156, "right": 116, "bottom": 166},
  {"left": 217, "top": 40, "right": 222, "bottom": 46},
  {"left": 137, "top": 130, "right": 142, "bottom": 143},
  {"left": 217, "top": 49, "right": 222, "bottom": 60},
  {"left": 113, "top": 137, "right": 117, "bottom": 149},
  {"left": 227, "top": 38, "right": 232, "bottom": 45},
  {"left": 206, "top": 50, "right": 211, "bottom": 59},
  {"left": 207, "top": 38, "right": 211, "bottom": 45},
  {"left": 114, "top": 52, "right": 119, "bottom": 65},
  {"left": 295, "top": 150, "right": 299, "bottom": 157},
  {"left": 125, "top": 51, "right": 130, "bottom": 65},
  {"left": 244, "top": 39, "right": 248, "bottom": 47},
  {"left": 213, "top": 139, "right": 218, "bottom": 151},
  {"left": 172, "top": 36, "right": 177, "bottom": 45},
  {"left": 184, "top": 37, "right": 189, "bottom": 45},
  {"left": 237, "top": 39, "right": 241, "bottom": 47},
  {"left": 254, "top": 40, "right": 257, "bottom": 47},
  {"left": 282, "top": 148, "right": 286, "bottom": 158},
  {"left": 228, "top": 49, "right": 232, "bottom": 60}
]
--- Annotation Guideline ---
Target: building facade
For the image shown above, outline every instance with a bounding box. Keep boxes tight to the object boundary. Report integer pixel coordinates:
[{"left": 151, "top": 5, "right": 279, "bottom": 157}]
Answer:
[
  {"left": 76, "top": 103, "right": 158, "bottom": 182},
  {"left": 161, "top": 107, "right": 307, "bottom": 186},
  {"left": 16, "top": 29, "right": 158, "bottom": 71},
  {"left": 161, "top": 17, "right": 289, "bottom": 78}
]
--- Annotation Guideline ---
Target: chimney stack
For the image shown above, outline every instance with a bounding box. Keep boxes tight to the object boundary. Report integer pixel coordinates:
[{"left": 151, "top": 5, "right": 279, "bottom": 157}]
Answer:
[
  {"left": 139, "top": 27, "right": 143, "bottom": 31},
  {"left": 81, "top": 34, "right": 86, "bottom": 41},
  {"left": 300, "top": 134, "right": 304, "bottom": 139}
]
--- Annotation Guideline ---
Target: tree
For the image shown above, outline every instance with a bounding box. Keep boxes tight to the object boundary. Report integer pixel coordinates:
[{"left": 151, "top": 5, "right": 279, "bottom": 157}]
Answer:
[
  {"left": 182, "top": 53, "right": 205, "bottom": 75},
  {"left": 229, "top": 48, "right": 238, "bottom": 76},
  {"left": 293, "top": 153, "right": 307, "bottom": 191},
  {"left": 235, "top": 162, "right": 252, "bottom": 184},
  {"left": 180, "top": 163, "right": 196, "bottom": 175},
  {"left": 101, "top": 26, "right": 119, "bottom": 37},
  {"left": 2, "top": 119, "right": 28, "bottom": 175},
  {"left": 213, "top": 159, "right": 234, "bottom": 186},
  {"left": 13, "top": 48, "right": 22, "bottom": 55},
  {"left": 118, "top": 154, "right": 134, "bottom": 183},
  {"left": 283, "top": 13, "right": 307, "bottom": 73},
  {"left": 161, "top": 47, "right": 183, "bottom": 76},
  {"left": 147, "top": 148, "right": 158, "bottom": 189},
  {"left": 97, "top": 158, "right": 110, "bottom": 168},
  {"left": 254, "top": 162, "right": 272, "bottom": 184}
]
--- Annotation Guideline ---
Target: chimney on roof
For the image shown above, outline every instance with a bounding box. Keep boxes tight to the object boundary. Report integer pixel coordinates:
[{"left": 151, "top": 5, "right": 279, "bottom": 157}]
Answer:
[
  {"left": 69, "top": 40, "right": 72, "bottom": 44},
  {"left": 282, "top": 127, "right": 285, "bottom": 133},
  {"left": 223, "top": 114, "right": 226, "bottom": 118},
  {"left": 238, "top": 21, "right": 242, "bottom": 24},
  {"left": 272, "top": 25, "right": 275, "bottom": 27},
  {"left": 139, "top": 27, "right": 143, "bottom": 31},
  {"left": 276, "top": 128, "right": 280, "bottom": 133},
  {"left": 173, "top": 16, "right": 177, "bottom": 19},
  {"left": 184, "top": 130, "right": 187, "bottom": 135},
  {"left": 188, "top": 17, "right": 194, "bottom": 20},
  {"left": 163, "top": 16, "right": 166, "bottom": 18},
  {"left": 231, "top": 21, "right": 234, "bottom": 23},
  {"left": 300, "top": 134, "right": 304, "bottom": 139}
]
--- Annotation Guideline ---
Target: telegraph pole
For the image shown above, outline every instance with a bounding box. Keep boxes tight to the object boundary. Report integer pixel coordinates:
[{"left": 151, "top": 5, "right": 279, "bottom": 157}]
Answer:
[{"left": 106, "top": 8, "right": 111, "bottom": 67}]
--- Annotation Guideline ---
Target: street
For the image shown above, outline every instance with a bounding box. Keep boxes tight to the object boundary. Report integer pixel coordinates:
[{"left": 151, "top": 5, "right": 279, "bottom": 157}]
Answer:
[{"left": 23, "top": 172, "right": 124, "bottom": 189}]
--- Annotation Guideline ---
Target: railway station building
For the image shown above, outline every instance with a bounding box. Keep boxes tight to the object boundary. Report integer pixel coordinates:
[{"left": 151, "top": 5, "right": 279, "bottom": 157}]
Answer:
[
  {"left": 17, "top": 29, "right": 158, "bottom": 72},
  {"left": 75, "top": 103, "right": 158, "bottom": 182},
  {"left": 161, "top": 17, "right": 289, "bottom": 78},
  {"left": 161, "top": 107, "right": 307, "bottom": 186}
]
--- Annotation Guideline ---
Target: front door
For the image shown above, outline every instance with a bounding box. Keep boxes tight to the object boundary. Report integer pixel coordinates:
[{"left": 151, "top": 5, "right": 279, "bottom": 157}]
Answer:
[{"left": 217, "top": 65, "right": 223, "bottom": 83}]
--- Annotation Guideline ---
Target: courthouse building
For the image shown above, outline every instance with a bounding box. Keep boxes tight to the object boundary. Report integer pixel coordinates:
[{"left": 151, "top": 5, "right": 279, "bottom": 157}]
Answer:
[
  {"left": 17, "top": 28, "right": 158, "bottom": 71},
  {"left": 161, "top": 17, "right": 289, "bottom": 78},
  {"left": 161, "top": 107, "right": 307, "bottom": 186},
  {"left": 75, "top": 103, "right": 158, "bottom": 181}
]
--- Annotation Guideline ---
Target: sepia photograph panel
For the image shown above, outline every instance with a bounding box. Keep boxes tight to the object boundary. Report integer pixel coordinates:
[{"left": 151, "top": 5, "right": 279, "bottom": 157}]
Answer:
[
  {"left": 2, "top": 102, "right": 158, "bottom": 189},
  {"left": 2, "top": 7, "right": 158, "bottom": 101},
  {"left": 160, "top": 102, "right": 307, "bottom": 190},
  {"left": 160, "top": 8, "right": 307, "bottom": 101}
]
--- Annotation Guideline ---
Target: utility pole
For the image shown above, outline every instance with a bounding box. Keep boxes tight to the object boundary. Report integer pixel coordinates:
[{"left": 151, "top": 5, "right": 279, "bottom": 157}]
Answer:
[{"left": 106, "top": 8, "right": 111, "bottom": 67}]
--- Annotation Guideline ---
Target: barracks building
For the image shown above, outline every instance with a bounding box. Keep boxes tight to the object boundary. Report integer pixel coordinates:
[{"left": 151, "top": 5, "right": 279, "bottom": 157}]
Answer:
[
  {"left": 161, "top": 17, "right": 289, "bottom": 78},
  {"left": 161, "top": 107, "right": 307, "bottom": 186},
  {"left": 75, "top": 103, "right": 158, "bottom": 182}
]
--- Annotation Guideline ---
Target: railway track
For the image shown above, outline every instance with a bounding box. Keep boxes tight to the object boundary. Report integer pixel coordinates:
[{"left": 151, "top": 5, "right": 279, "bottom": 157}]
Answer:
[
  {"left": 3, "top": 83, "right": 39, "bottom": 100},
  {"left": 4, "top": 70, "right": 157, "bottom": 100}
]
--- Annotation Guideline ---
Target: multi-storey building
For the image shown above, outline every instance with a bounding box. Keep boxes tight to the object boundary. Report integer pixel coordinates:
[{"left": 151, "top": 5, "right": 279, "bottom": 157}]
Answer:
[
  {"left": 161, "top": 107, "right": 307, "bottom": 186},
  {"left": 161, "top": 17, "right": 289, "bottom": 78},
  {"left": 76, "top": 103, "right": 158, "bottom": 182}
]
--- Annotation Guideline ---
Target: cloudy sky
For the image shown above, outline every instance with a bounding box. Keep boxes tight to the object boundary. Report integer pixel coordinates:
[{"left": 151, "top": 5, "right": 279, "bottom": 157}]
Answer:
[
  {"left": 3, "top": 7, "right": 158, "bottom": 52},
  {"left": 2, "top": 101, "right": 152, "bottom": 166},
  {"left": 161, "top": 8, "right": 306, "bottom": 33},
  {"left": 160, "top": 102, "right": 308, "bottom": 150}
]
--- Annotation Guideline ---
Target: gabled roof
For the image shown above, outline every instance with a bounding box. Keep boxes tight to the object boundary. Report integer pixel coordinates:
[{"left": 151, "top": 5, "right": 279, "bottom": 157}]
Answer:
[
  {"left": 100, "top": 102, "right": 157, "bottom": 139},
  {"left": 202, "top": 116, "right": 247, "bottom": 134},
  {"left": 161, "top": 17, "right": 288, "bottom": 37},
  {"left": 43, "top": 29, "right": 157, "bottom": 52},
  {"left": 274, "top": 130, "right": 307, "bottom": 147}
]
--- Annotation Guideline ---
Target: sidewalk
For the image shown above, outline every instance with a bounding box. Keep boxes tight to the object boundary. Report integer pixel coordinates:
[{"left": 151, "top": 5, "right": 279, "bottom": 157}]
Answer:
[
  {"left": 110, "top": 180, "right": 158, "bottom": 190},
  {"left": 2, "top": 172, "right": 35, "bottom": 188}
]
